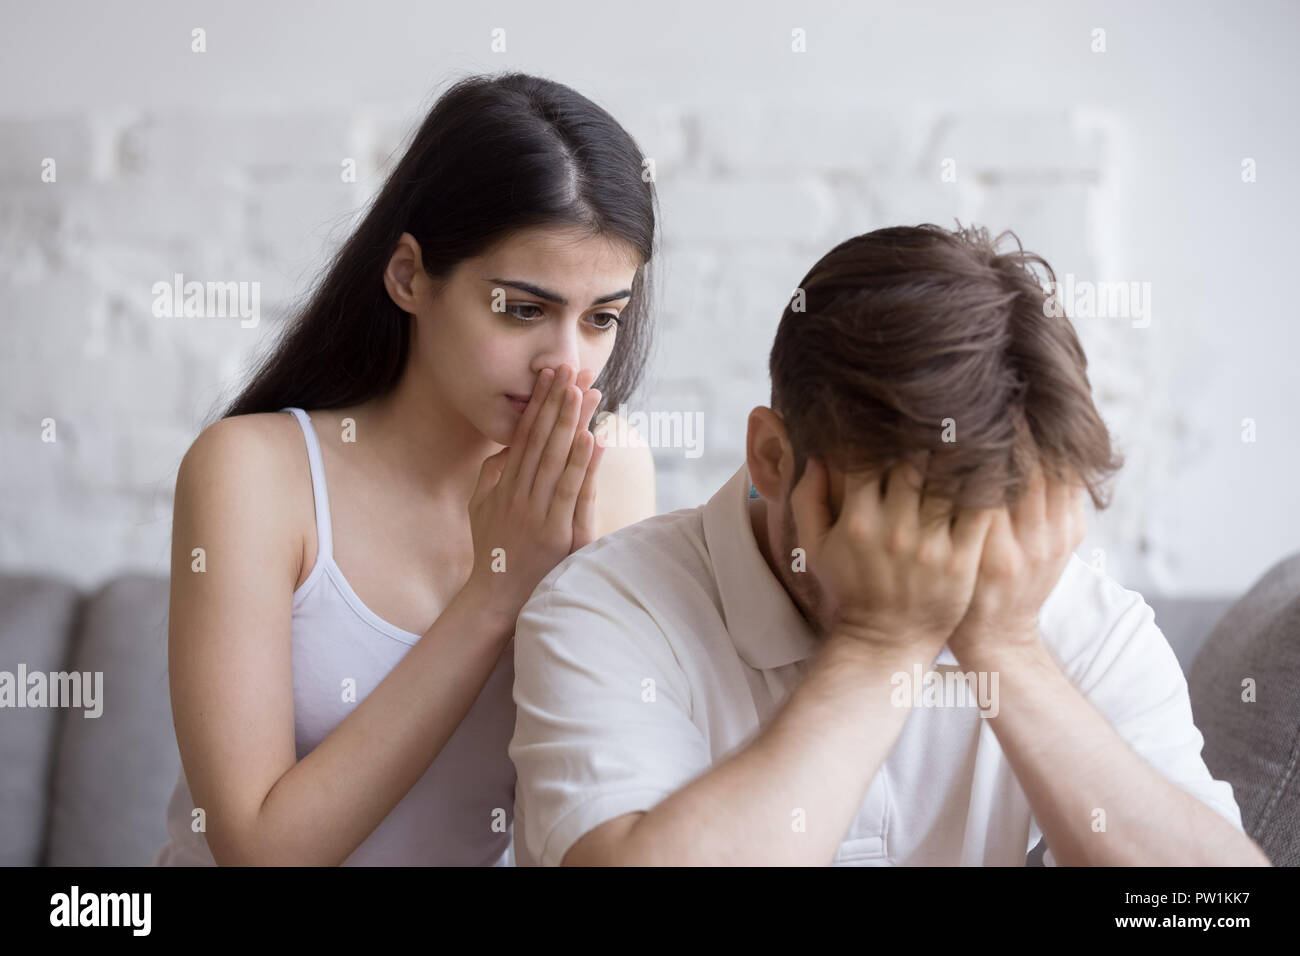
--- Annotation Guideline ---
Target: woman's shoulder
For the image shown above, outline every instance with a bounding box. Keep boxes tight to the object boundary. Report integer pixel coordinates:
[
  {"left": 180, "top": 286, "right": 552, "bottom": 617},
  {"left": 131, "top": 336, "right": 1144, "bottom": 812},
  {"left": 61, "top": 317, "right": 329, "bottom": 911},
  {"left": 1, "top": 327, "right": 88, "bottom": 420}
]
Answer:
[
  {"left": 592, "top": 411, "right": 657, "bottom": 537},
  {"left": 176, "top": 411, "right": 314, "bottom": 543},
  {"left": 181, "top": 410, "right": 305, "bottom": 480}
]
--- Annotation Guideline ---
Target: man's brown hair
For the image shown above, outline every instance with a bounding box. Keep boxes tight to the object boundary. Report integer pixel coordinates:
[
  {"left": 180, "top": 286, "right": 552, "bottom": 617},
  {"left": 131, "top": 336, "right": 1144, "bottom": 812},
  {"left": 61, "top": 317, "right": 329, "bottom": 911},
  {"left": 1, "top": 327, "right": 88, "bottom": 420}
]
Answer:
[{"left": 769, "top": 222, "right": 1123, "bottom": 510}]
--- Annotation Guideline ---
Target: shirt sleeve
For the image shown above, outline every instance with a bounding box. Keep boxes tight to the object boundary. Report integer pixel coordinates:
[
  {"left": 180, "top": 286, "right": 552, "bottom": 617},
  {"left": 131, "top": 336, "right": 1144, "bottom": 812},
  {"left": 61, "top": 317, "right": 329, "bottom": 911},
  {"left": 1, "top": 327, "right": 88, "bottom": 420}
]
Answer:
[
  {"left": 1036, "top": 562, "right": 1244, "bottom": 866},
  {"left": 509, "top": 572, "right": 714, "bottom": 867}
]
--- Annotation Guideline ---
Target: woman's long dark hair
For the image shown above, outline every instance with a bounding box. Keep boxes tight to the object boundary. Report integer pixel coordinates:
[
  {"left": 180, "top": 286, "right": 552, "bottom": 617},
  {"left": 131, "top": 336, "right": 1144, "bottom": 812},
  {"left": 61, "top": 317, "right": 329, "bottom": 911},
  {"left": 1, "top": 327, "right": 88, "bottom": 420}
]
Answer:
[{"left": 209, "top": 71, "right": 659, "bottom": 426}]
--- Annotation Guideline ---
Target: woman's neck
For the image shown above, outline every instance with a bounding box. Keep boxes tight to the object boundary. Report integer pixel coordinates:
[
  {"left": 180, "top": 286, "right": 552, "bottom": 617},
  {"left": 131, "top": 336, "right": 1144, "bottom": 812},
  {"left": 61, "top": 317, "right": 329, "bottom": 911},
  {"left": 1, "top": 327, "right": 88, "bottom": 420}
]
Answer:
[{"left": 330, "top": 372, "right": 501, "bottom": 504}]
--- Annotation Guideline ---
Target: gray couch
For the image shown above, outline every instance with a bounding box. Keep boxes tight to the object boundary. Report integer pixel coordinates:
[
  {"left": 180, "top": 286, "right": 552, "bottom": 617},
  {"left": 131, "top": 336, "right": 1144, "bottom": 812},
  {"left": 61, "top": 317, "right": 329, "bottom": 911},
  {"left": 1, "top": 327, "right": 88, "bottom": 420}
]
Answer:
[{"left": 2, "top": 557, "right": 1297, "bottom": 866}]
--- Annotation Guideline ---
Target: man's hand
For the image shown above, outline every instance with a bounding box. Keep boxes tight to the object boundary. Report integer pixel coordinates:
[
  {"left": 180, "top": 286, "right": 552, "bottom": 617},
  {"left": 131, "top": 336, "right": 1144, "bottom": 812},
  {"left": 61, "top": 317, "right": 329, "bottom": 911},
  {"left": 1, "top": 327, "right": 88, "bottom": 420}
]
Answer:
[
  {"left": 947, "top": 461, "right": 1087, "bottom": 663},
  {"left": 790, "top": 453, "right": 996, "bottom": 659}
]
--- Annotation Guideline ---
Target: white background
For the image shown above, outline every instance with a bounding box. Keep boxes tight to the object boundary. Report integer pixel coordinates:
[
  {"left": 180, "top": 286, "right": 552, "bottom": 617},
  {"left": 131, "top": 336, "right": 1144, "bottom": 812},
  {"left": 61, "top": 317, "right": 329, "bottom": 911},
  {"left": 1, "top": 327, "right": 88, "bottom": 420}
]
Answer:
[{"left": 1, "top": 0, "right": 1296, "bottom": 596}]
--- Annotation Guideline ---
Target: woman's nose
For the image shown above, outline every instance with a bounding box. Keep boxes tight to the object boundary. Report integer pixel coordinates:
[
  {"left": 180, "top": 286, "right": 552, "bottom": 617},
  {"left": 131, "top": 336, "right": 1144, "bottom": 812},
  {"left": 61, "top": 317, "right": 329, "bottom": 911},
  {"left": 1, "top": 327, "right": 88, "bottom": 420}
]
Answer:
[{"left": 533, "top": 326, "right": 582, "bottom": 379}]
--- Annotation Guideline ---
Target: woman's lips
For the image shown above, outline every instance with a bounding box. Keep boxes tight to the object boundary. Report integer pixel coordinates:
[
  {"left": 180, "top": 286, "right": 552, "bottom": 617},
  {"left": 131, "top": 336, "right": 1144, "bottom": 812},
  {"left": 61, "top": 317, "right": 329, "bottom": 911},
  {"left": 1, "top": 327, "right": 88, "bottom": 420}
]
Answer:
[{"left": 505, "top": 394, "right": 529, "bottom": 413}]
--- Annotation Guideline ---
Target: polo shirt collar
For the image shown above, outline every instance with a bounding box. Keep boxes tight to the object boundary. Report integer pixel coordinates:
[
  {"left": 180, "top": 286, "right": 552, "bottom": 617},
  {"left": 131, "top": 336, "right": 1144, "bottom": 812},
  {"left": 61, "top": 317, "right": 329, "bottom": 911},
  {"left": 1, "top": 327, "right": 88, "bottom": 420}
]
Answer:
[{"left": 702, "top": 463, "right": 818, "bottom": 670}]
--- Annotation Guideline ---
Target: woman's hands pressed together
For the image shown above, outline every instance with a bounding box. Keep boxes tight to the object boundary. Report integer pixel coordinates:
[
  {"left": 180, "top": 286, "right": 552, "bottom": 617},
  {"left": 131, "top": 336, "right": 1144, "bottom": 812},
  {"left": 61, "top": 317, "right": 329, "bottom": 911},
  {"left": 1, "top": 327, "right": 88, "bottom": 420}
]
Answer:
[{"left": 462, "top": 363, "right": 607, "bottom": 622}]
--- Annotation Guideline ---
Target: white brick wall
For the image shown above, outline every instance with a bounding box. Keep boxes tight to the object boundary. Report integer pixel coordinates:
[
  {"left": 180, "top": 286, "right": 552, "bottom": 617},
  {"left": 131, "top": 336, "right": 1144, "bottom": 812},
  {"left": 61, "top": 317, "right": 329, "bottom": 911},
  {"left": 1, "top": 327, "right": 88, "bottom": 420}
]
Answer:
[{"left": 1, "top": 0, "right": 1297, "bottom": 596}]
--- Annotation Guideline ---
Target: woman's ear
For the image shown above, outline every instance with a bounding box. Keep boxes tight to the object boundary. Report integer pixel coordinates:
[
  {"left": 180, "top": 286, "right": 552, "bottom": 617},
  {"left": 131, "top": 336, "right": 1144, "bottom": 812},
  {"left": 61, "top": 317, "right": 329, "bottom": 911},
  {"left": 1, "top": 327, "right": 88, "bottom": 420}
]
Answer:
[
  {"left": 745, "top": 406, "right": 792, "bottom": 500},
  {"left": 385, "top": 233, "right": 448, "bottom": 310},
  {"left": 384, "top": 233, "right": 424, "bottom": 311}
]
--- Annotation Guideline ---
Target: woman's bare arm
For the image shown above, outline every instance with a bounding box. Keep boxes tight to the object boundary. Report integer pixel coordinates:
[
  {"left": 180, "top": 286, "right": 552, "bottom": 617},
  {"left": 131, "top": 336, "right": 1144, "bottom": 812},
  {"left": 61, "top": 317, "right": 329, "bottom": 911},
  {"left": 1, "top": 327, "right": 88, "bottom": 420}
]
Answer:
[
  {"left": 172, "top": 365, "right": 599, "bottom": 865},
  {"left": 168, "top": 416, "right": 517, "bottom": 866}
]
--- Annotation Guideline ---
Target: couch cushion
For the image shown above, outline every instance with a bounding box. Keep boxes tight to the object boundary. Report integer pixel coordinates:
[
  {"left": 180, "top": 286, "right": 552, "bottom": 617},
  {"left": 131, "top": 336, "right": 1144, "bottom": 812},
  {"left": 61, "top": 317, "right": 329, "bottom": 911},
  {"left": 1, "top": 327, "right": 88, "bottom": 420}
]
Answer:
[
  {"left": 1189, "top": 553, "right": 1300, "bottom": 866},
  {"left": 0, "top": 574, "right": 82, "bottom": 865},
  {"left": 44, "top": 574, "right": 179, "bottom": 865}
]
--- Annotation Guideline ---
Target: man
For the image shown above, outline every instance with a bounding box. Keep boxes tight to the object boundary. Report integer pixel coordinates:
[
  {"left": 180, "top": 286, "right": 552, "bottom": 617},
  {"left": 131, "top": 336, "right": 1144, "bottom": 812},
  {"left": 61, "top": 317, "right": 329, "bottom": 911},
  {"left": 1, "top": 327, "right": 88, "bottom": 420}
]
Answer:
[{"left": 507, "top": 223, "right": 1270, "bottom": 866}]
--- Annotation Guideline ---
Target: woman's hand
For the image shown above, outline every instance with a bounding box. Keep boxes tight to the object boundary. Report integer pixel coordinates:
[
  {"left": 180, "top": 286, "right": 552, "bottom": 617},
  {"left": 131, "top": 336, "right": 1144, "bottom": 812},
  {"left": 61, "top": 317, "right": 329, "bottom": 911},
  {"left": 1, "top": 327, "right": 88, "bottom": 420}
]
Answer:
[{"left": 462, "top": 363, "right": 606, "bottom": 621}]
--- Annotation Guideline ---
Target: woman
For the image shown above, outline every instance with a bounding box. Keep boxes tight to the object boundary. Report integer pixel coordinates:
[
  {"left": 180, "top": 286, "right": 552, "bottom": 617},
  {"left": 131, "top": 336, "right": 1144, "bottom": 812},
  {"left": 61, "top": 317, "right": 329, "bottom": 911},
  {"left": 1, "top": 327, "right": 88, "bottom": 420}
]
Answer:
[{"left": 153, "top": 72, "right": 659, "bottom": 865}]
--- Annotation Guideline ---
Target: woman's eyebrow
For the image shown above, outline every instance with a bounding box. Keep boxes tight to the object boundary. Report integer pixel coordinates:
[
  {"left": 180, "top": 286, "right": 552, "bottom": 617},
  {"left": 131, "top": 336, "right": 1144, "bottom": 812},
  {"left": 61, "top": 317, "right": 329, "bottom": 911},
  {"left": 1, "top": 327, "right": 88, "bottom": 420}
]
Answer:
[{"left": 483, "top": 278, "right": 631, "bottom": 306}]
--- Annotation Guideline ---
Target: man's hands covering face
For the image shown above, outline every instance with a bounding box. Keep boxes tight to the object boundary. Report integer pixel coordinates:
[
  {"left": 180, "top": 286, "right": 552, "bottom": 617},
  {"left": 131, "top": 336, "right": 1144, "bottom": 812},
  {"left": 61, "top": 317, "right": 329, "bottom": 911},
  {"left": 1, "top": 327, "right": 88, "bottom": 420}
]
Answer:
[
  {"left": 791, "top": 452, "right": 993, "bottom": 660},
  {"left": 791, "top": 454, "right": 1086, "bottom": 662},
  {"left": 945, "top": 462, "right": 1087, "bottom": 661}
]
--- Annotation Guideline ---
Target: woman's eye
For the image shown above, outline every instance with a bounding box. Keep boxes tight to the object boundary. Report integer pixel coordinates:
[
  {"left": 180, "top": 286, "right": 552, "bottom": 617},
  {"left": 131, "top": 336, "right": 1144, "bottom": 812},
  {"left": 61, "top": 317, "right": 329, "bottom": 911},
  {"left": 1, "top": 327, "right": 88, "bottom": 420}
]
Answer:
[
  {"left": 504, "top": 304, "right": 544, "bottom": 322},
  {"left": 503, "top": 304, "right": 619, "bottom": 331}
]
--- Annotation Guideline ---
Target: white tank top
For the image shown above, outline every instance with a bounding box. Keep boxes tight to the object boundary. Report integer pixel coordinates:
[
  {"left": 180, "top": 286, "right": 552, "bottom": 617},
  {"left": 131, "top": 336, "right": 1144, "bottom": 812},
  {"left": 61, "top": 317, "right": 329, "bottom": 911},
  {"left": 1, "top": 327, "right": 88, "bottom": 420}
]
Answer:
[{"left": 153, "top": 407, "right": 517, "bottom": 865}]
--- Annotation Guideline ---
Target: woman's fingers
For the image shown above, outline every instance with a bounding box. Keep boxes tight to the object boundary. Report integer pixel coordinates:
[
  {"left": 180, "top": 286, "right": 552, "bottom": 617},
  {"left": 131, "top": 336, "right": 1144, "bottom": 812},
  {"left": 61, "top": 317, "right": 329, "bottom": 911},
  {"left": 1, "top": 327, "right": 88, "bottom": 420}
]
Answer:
[
  {"left": 570, "top": 434, "right": 606, "bottom": 550},
  {"left": 555, "top": 428, "right": 601, "bottom": 550},
  {"left": 549, "top": 385, "right": 603, "bottom": 537},
  {"left": 532, "top": 380, "right": 596, "bottom": 504},
  {"left": 469, "top": 447, "right": 509, "bottom": 513},
  {"left": 501, "top": 367, "right": 555, "bottom": 489},
  {"left": 489, "top": 362, "right": 606, "bottom": 553},
  {"left": 515, "top": 365, "right": 575, "bottom": 497}
]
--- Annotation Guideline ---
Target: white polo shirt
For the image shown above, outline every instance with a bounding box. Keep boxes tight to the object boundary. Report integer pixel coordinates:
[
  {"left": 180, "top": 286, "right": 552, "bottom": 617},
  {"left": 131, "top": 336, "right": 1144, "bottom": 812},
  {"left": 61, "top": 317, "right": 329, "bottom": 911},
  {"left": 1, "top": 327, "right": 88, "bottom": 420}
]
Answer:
[{"left": 509, "top": 462, "right": 1244, "bottom": 866}]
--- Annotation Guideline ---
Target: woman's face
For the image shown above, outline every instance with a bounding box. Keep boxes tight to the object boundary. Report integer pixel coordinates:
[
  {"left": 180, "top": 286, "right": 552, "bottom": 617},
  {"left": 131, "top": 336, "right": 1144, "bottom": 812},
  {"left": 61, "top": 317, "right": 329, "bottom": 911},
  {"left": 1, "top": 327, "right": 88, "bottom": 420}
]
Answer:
[{"left": 403, "top": 224, "right": 641, "bottom": 446}]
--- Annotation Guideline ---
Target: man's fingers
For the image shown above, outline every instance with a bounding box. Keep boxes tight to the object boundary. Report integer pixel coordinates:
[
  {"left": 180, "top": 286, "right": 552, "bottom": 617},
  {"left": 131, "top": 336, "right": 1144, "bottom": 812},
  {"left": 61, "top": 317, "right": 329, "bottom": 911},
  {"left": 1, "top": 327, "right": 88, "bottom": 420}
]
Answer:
[
  {"left": 1046, "top": 471, "right": 1087, "bottom": 552},
  {"left": 883, "top": 452, "right": 927, "bottom": 542},
  {"left": 1066, "top": 482, "right": 1088, "bottom": 548},
  {"left": 1014, "top": 458, "right": 1048, "bottom": 536},
  {"left": 789, "top": 457, "right": 832, "bottom": 553},
  {"left": 952, "top": 505, "right": 1001, "bottom": 560},
  {"left": 919, "top": 484, "right": 955, "bottom": 533},
  {"left": 1045, "top": 467, "right": 1071, "bottom": 518},
  {"left": 837, "top": 466, "right": 886, "bottom": 545}
]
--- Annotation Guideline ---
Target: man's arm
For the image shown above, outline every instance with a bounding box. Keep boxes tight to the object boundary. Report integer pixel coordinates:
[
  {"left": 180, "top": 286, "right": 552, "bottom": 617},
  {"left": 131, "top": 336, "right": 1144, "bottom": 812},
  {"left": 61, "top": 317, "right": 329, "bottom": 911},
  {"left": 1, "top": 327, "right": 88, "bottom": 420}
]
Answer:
[
  {"left": 945, "top": 465, "right": 1269, "bottom": 866},
  {"left": 566, "top": 633, "right": 929, "bottom": 866},
  {"left": 962, "top": 636, "right": 1269, "bottom": 867}
]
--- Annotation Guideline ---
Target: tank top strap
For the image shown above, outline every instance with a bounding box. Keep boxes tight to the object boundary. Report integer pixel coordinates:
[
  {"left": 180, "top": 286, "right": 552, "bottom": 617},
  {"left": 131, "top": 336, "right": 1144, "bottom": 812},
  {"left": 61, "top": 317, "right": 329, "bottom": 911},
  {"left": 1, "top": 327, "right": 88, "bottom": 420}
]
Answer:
[{"left": 280, "top": 407, "right": 334, "bottom": 561}]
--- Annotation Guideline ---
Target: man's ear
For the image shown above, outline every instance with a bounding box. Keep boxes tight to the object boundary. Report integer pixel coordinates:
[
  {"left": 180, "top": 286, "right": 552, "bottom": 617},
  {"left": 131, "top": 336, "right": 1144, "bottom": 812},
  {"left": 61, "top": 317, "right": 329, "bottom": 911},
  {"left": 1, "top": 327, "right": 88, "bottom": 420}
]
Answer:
[{"left": 746, "top": 407, "right": 791, "bottom": 500}]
